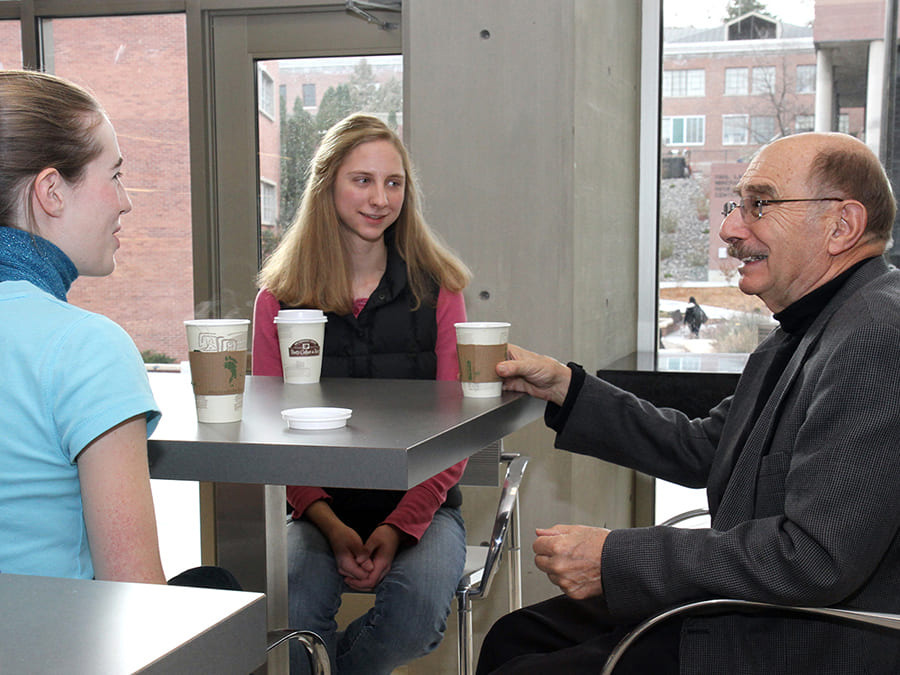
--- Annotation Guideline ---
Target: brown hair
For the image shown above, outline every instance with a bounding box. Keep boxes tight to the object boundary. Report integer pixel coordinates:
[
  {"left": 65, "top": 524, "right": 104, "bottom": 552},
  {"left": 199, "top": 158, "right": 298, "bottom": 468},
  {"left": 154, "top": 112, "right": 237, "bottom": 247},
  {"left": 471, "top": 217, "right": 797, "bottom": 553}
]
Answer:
[
  {"left": 0, "top": 69, "right": 106, "bottom": 232},
  {"left": 809, "top": 138, "right": 896, "bottom": 245},
  {"left": 258, "top": 113, "right": 470, "bottom": 314}
]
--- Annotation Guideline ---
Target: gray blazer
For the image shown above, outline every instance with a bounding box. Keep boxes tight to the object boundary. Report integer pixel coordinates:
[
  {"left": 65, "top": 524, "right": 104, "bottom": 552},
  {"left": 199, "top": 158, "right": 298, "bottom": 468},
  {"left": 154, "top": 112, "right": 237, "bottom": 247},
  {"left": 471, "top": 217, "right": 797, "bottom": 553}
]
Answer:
[{"left": 555, "top": 256, "right": 900, "bottom": 673}]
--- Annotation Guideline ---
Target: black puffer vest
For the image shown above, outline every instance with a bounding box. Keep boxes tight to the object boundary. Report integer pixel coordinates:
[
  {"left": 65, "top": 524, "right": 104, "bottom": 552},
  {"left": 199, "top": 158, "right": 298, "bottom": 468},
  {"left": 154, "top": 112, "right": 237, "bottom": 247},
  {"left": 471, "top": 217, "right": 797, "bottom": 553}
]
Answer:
[{"left": 283, "top": 230, "right": 462, "bottom": 537}]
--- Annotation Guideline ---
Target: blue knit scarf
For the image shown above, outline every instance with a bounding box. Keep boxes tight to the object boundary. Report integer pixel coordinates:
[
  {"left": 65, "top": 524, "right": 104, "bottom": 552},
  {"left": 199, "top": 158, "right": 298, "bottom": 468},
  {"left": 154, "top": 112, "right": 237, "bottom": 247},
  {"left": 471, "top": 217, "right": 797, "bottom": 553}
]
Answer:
[{"left": 0, "top": 226, "right": 77, "bottom": 301}]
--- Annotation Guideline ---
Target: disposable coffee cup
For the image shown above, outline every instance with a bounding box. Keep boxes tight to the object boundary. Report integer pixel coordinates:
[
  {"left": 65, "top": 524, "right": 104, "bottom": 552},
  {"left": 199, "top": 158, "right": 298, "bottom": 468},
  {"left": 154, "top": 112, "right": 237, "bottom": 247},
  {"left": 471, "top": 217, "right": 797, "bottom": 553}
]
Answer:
[
  {"left": 455, "top": 322, "right": 510, "bottom": 398},
  {"left": 184, "top": 319, "right": 250, "bottom": 423},
  {"left": 274, "top": 309, "right": 328, "bottom": 384}
]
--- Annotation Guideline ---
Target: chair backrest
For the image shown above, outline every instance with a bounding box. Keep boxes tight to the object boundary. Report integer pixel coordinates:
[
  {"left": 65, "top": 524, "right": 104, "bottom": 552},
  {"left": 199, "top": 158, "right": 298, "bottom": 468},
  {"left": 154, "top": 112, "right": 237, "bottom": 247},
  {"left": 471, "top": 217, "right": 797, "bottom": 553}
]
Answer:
[{"left": 468, "top": 454, "right": 529, "bottom": 601}]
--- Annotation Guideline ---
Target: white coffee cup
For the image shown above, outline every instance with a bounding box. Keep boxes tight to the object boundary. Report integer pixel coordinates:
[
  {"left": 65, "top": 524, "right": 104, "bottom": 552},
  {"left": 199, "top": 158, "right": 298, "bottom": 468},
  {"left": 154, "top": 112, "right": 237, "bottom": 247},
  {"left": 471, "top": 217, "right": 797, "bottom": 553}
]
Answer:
[
  {"left": 454, "top": 322, "right": 510, "bottom": 398},
  {"left": 275, "top": 309, "right": 328, "bottom": 384},
  {"left": 184, "top": 319, "right": 250, "bottom": 423}
]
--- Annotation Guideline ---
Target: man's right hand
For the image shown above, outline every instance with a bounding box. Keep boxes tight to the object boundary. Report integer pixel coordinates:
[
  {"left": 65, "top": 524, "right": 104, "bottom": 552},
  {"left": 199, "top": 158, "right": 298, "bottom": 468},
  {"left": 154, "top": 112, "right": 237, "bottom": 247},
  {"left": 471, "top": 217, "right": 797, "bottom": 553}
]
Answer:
[{"left": 496, "top": 344, "right": 572, "bottom": 406}]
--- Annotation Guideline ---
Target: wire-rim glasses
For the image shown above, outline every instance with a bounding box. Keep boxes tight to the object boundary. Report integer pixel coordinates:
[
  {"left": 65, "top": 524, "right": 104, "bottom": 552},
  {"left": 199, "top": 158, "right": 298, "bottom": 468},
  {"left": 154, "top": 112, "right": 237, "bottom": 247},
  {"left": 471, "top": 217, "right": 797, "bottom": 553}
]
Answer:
[{"left": 721, "top": 197, "right": 843, "bottom": 220}]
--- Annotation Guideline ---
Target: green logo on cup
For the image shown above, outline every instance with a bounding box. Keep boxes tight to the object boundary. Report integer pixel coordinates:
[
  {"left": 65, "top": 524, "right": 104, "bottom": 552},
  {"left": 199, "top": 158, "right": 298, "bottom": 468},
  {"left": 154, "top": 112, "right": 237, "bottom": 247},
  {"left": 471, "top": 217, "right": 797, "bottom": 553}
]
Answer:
[{"left": 224, "top": 355, "right": 238, "bottom": 383}]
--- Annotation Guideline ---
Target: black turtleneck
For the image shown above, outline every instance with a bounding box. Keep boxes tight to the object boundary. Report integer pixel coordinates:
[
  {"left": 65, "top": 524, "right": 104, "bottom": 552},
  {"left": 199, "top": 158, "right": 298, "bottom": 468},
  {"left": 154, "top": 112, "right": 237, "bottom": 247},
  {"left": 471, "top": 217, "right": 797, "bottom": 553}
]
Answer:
[
  {"left": 772, "top": 257, "right": 873, "bottom": 334},
  {"left": 749, "top": 257, "right": 874, "bottom": 423}
]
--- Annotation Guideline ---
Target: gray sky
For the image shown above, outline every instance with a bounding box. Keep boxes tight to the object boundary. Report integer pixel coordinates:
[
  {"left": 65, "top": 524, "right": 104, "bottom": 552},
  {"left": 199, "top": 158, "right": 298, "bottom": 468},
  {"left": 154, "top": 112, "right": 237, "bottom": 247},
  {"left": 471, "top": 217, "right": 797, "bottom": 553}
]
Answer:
[{"left": 665, "top": 0, "right": 815, "bottom": 28}]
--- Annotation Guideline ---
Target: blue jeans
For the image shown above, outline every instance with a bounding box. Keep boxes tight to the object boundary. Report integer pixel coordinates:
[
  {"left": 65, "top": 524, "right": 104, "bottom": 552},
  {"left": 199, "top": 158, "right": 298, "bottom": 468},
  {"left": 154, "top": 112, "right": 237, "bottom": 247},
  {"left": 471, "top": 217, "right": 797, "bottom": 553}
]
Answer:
[{"left": 287, "top": 506, "right": 466, "bottom": 675}]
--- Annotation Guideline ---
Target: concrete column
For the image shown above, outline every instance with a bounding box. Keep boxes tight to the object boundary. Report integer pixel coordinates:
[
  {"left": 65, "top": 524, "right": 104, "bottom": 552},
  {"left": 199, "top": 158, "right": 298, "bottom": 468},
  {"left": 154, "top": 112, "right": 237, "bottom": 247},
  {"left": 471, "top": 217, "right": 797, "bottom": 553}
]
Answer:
[
  {"left": 867, "top": 39, "right": 886, "bottom": 156},
  {"left": 815, "top": 47, "right": 835, "bottom": 132},
  {"left": 404, "top": 2, "right": 643, "bottom": 672}
]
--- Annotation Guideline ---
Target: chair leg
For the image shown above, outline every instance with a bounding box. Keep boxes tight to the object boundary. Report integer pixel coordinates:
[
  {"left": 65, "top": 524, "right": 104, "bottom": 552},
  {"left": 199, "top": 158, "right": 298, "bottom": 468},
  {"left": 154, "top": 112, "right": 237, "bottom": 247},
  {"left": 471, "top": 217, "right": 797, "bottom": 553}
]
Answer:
[
  {"left": 267, "top": 629, "right": 331, "bottom": 675},
  {"left": 457, "top": 591, "right": 474, "bottom": 675},
  {"left": 507, "top": 497, "right": 523, "bottom": 611}
]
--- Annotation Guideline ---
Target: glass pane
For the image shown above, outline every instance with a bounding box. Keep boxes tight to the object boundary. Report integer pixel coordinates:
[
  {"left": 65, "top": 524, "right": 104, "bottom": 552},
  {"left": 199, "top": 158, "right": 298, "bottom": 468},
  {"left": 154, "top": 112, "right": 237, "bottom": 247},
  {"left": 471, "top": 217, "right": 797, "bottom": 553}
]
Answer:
[
  {"left": 45, "top": 14, "right": 197, "bottom": 578},
  {"left": 0, "top": 19, "right": 22, "bottom": 68},
  {"left": 0, "top": 21, "right": 23, "bottom": 298},
  {"left": 48, "top": 14, "right": 192, "bottom": 366},
  {"left": 659, "top": 1, "right": 826, "bottom": 373},
  {"left": 656, "top": 0, "right": 883, "bottom": 523},
  {"left": 256, "top": 55, "right": 403, "bottom": 262}
]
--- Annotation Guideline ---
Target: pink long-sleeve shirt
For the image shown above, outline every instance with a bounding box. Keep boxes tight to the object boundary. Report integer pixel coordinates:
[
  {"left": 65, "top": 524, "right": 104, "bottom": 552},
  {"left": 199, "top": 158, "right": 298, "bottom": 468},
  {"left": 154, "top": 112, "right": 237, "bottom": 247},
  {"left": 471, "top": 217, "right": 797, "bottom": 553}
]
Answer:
[{"left": 252, "top": 287, "right": 468, "bottom": 541}]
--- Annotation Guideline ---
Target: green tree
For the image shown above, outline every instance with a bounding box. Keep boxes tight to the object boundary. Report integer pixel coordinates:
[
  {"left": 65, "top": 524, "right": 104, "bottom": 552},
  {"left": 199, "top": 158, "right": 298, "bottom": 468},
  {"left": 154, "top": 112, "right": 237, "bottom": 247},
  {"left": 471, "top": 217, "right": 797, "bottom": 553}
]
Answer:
[
  {"left": 278, "top": 97, "right": 317, "bottom": 228},
  {"left": 373, "top": 76, "right": 402, "bottom": 130},
  {"left": 349, "top": 58, "right": 378, "bottom": 110},
  {"left": 316, "top": 83, "right": 355, "bottom": 132},
  {"left": 725, "top": 0, "right": 770, "bottom": 20}
]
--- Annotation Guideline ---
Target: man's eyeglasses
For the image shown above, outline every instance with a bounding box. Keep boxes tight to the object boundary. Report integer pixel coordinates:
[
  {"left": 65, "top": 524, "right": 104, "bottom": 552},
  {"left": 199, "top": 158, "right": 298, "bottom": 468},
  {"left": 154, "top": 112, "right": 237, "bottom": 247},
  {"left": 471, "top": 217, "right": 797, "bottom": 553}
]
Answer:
[{"left": 721, "top": 197, "right": 843, "bottom": 220}]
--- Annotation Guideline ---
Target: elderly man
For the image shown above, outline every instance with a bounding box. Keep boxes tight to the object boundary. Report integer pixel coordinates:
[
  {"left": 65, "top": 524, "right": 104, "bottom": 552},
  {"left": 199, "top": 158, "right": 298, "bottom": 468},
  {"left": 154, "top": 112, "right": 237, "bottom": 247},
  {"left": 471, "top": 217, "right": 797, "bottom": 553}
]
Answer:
[{"left": 477, "top": 132, "right": 900, "bottom": 674}]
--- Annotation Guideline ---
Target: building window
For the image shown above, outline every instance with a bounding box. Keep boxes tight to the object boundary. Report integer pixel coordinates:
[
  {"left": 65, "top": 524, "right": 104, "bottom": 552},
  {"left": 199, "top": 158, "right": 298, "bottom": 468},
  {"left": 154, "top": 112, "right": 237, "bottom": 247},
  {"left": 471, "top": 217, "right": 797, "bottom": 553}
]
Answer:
[
  {"left": 795, "top": 114, "right": 814, "bottom": 132},
  {"left": 838, "top": 113, "right": 850, "bottom": 134},
  {"left": 751, "top": 66, "right": 775, "bottom": 95},
  {"left": 260, "top": 180, "right": 276, "bottom": 226},
  {"left": 724, "top": 67, "right": 748, "bottom": 95},
  {"left": 796, "top": 64, "right": 816, "bottom": 93},
  {"left": 662, "top": 69, "right": 705, "bottom": 97},
  {"left": 750, "top": 115, "right": 776, "bottom": 144},
  {"left": 302, "top": 82, "right": 316, "bottom": 107},
  {"left": 662, "top": 116, "right": 705, "bottom": 145},
  {"left": 258, "top": 66, "right": 275, "bottom": 119},
  {"left": 722, "top": 114, "right": 749, "bottom": 144}
]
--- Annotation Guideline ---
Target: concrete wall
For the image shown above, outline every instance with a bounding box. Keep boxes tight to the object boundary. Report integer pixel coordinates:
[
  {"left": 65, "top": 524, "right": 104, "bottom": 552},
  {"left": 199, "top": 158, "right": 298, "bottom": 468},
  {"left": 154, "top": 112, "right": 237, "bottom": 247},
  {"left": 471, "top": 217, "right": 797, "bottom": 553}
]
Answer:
[{"left": 400, "top": 2, "right": 645, "bottom": 671}]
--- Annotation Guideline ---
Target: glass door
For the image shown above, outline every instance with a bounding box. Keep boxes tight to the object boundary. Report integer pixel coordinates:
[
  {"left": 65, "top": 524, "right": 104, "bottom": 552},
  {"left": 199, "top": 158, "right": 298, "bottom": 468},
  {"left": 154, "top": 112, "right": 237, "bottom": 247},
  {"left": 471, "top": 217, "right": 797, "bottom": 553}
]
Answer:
[
  {"left": 256, "top": 54, "right": 403, "bottom": 262},
  {"left": 200, "top": 6, "right": 401, "bottom": 322},
  {"left": 200, "top": 9, "right": 400, "bottom": 669}
]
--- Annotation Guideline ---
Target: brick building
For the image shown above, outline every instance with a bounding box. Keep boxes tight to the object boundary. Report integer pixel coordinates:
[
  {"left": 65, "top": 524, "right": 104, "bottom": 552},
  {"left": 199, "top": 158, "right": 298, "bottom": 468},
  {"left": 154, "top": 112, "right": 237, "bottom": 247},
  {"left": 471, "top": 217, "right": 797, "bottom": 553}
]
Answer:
[{"left": 662, "top": 1, "right": 889, "bottom": 279}]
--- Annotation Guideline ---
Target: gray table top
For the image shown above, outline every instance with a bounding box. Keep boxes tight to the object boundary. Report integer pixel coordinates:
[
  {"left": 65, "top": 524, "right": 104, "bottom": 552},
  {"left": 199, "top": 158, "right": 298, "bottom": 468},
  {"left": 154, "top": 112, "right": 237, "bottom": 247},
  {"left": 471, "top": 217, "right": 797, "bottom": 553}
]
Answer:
[
  {"left": 147, "top": 372, "right": 544, "bottom": 489},
  {"left": 0, "top": 573, "right": 266, "bottom": 674}
]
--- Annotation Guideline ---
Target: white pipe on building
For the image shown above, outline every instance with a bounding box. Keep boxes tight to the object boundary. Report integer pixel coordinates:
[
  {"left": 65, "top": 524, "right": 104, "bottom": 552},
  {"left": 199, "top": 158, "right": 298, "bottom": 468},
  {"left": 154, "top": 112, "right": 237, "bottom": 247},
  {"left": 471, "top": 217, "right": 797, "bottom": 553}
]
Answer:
[
  {"left": 815, "top": 47, "right": 835, "bottom": 132},
  {"left": 867, "top": 39, "right": 886, "bottom": 156}
]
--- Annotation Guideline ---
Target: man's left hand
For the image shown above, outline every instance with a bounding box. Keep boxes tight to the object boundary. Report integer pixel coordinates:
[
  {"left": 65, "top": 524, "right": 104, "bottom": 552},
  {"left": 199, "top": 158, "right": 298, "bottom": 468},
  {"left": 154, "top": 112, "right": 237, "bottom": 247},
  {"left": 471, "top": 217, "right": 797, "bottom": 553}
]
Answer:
[{"left": 533, "top": 524, "right": 610, "bottom": 599}]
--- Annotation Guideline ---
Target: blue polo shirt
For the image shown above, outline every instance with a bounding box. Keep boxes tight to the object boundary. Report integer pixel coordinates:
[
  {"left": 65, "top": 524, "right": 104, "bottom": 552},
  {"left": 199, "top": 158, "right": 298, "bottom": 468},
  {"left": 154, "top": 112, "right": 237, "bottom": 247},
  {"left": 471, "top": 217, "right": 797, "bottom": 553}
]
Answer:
[{"left": 0, "top": 280, "right": 160, "bottom": 579}]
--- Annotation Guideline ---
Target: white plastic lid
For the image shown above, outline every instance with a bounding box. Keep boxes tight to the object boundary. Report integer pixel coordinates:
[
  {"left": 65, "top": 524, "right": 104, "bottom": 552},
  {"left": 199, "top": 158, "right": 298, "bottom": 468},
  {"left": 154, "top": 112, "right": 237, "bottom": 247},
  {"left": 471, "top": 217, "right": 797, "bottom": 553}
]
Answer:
[
  {"left": 275, "top": 309, "right": 327, "bottom": 323},
  {"left": 281, "top": 407, "right": 352, "bottom": 430}
]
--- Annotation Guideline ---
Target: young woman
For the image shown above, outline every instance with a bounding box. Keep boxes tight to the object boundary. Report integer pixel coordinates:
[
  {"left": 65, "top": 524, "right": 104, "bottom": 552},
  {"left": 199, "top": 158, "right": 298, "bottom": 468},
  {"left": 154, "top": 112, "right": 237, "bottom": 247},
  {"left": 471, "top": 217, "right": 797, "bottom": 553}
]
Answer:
[
  {"left": 253, "top": 113, "right": 472, "bottom": 675},
  {"left": 0, "top": 70, "right": 165, "bottom": 583}
]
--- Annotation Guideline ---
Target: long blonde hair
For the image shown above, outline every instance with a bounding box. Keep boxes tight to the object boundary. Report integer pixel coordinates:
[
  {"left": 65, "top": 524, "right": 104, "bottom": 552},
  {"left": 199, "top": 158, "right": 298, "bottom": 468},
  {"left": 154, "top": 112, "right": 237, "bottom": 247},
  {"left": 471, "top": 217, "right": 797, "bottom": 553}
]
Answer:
[{"left": 258, "top": 113, "right": 471, "bottom": 315}]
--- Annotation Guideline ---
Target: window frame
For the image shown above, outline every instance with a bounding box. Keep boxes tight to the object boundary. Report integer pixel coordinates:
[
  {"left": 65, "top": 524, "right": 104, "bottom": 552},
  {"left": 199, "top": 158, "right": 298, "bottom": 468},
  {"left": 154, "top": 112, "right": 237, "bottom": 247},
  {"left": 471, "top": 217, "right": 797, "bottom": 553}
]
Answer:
[
  {"left": 750, "top": 114, "right": 776, "bottom": 144},
  {"left": 662, "top": 114, "right": 706, "bottom": 146},
  {"left": 751, "top": 65, "right": 775, "bottom": 95},
  {"left": 722, "top": 113, "right": 749, "bottom": 145},
  {"left": 724, "top": 66, "right": 748, "bottom": 96},
  {"left": 797, "top": 63, "right": 816, "bottom": 93},
  {"left": 301, "top": 81, "right": 316, "bottom": 107},
  {"left": 257, "top": 64, "right": 275, "bottom": 119},
  {"left": 662, "top": 68, "right": 705, "bottom": 97}
]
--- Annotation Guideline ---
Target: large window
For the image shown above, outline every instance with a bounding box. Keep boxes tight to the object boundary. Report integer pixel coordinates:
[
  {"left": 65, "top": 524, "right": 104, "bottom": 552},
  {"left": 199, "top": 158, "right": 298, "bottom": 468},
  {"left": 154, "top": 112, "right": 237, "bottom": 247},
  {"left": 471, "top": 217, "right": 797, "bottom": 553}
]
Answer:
[
  {"left": 656, "top": 0, "right": 888, "bottom": 519},
  {"left": 47, "top": 14, "right": 192, "bottom": 366},
  {"left": 750, "top": 115, "right": 776, "bottom": 144},
  {"left": 722, "top": 114, "right": 749, "bottom": 144},
  {"left": 255, "top": 55, "right": 403, "bottom": 263},
  {"left": 662, "top": 115, "right": 705, "bottom": 145},
  {"left": 724, "top": 67, "right": 748, "bottom": 95},
  {"left": 0, "top": 20, "right": 22, "bottom": 68},
  {"left": 795, "top": 114, "right": 815, "bottom": 132},
  {"left": 752, "top": 66, "right": 776, "bottom": 95},
  {"left": 797, "top": 64, "right": 816, "bottom": 93},
  {"left": 258, "top": 65, "right": 275, "bottom": 119},
  {"left": 662, "top": 68, "right": 705, "bottom": 97}
]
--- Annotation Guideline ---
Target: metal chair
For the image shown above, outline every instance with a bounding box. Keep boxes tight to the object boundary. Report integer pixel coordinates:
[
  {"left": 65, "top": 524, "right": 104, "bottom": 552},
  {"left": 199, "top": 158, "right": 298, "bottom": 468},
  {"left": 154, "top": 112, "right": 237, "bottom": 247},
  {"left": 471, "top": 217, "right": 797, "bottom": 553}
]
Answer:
[
  {"left": 266, "top": 628, "right": 331, "bottom": 675},
  {"left": 456, "top": 452, "right": 530, "bottom": 675},
  {"left": 600, "top": 509, "right": 900, "bottom": 674}
]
